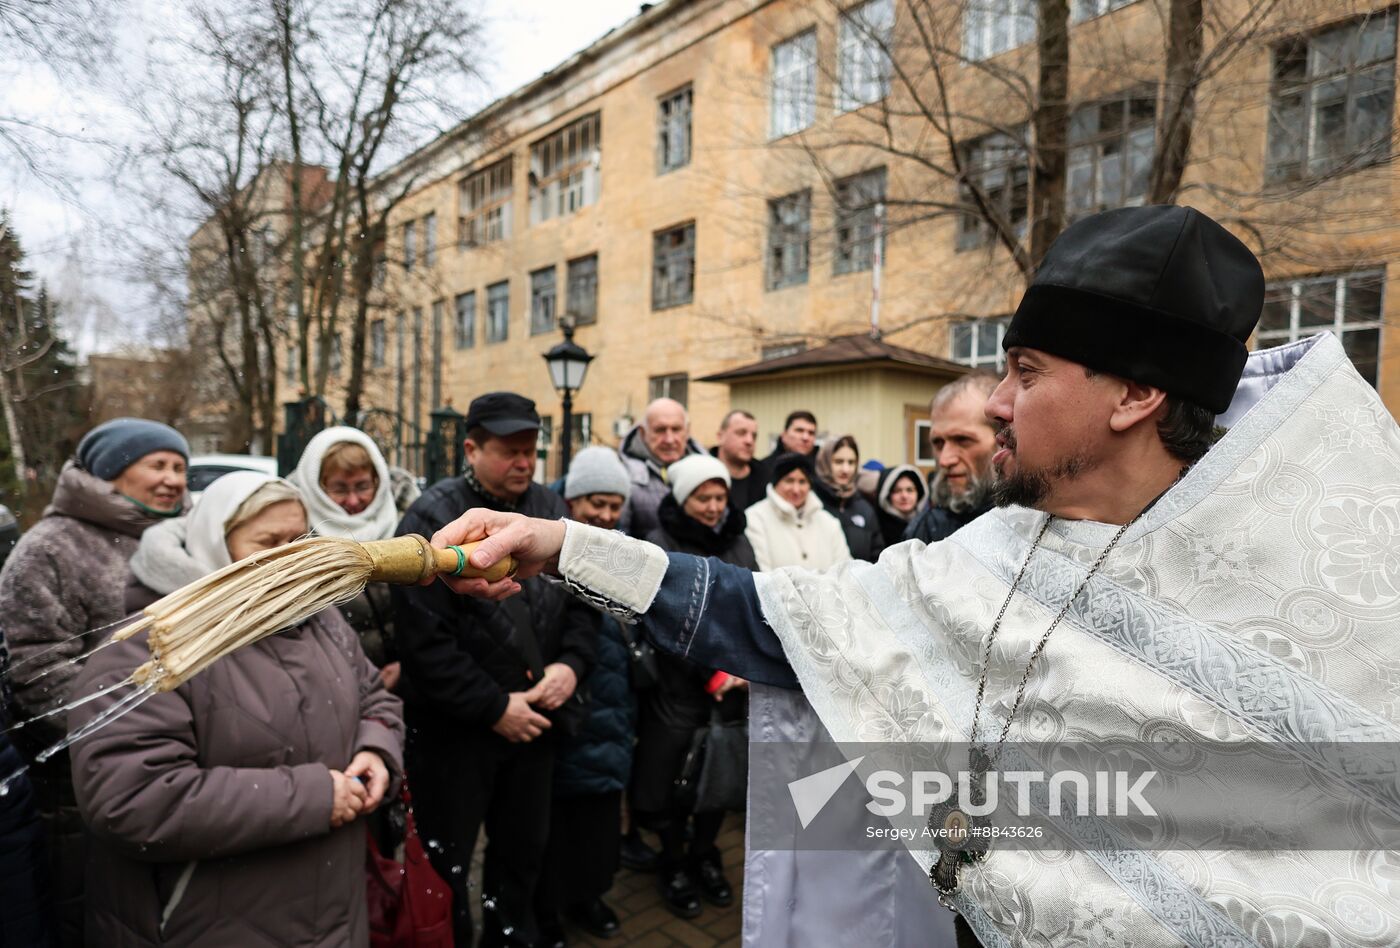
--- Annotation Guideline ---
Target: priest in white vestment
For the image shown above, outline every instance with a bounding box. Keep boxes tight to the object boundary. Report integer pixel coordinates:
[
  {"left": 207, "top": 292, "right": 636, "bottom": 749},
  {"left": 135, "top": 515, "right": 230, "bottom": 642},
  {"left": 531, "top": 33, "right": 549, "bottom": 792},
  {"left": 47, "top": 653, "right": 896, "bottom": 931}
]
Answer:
[{"left": 431, "top": 206, "right": 1400, "bottom": 948}]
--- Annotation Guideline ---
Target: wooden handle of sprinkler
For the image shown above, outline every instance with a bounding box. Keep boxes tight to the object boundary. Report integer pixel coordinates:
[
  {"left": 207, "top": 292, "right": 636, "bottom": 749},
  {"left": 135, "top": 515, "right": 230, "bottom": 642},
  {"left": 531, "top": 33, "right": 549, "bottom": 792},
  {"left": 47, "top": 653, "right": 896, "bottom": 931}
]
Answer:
[{"left": 363, "top": 534, "right": 517, "bottom": 584}]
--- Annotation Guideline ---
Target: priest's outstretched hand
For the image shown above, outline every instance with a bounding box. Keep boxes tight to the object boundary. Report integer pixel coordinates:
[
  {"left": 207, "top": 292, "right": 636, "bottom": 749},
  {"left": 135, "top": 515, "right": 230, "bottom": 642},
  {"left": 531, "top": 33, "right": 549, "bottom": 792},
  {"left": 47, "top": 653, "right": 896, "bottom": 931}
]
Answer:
[{"left": 430, "top": 509, "right": 566, "bottom": 600}]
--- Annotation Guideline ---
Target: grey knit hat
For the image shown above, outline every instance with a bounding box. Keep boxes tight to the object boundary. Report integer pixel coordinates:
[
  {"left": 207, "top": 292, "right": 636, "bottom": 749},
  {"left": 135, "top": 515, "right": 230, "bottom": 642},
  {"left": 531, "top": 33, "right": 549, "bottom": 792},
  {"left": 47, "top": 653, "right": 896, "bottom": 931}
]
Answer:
[
  {"left": 77, "top": 417, "right": 190, "bottom": 481},
  {"left": 565, "top": 446, "right": 632, "bottom": 501}
]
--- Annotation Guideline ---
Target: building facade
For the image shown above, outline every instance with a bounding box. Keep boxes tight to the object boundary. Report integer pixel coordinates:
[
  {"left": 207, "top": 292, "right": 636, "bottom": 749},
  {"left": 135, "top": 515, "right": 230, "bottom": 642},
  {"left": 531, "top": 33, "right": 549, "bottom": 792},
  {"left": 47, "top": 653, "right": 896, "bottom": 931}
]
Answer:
[{"left": 267, "top": 0, "right": 1399, "bottom": 474}]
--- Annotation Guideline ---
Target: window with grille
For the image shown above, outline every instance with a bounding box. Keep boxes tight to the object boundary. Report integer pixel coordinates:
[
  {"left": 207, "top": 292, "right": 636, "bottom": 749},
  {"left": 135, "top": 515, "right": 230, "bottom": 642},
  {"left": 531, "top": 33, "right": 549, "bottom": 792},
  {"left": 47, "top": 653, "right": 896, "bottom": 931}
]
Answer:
[
  {"left": 838, "top": 0, "right": 894, "bottom": 112},
  {"left": 767, "top": 190, "right": 811, "bottom": 290},
  {"left": 956, "top": 131, "right": 1029, "bottom": 251},
  {"left": 1267, "top": 11, "right": 1396, "bottom": 182},
  {"left": 657, "top": 85, "right": 693, "bottom": 174},
  {"left": 964, "top": 0, "right": 1035, "bottom": 61},
  {"left": 371, "top": 319, "right": 386, "bottom": 367},
  {"left": 487, "top": 281, "right": 509, "bottom": 343},
  {"left": 330, "top": 333, "right": 342, "bottom": 376},
  {"left": 653, "top": 222, "right": 696, "bottom": 310},
  {"left": 949, "top": 316, "right": 1010, "bottom": 370},
  {"left": 1258, "top": 271, "right": 1384, "bottom": 385},
  {"left": 1067, "top": 91, "right": 1156, "bottom": 221},
  {"left": 529, "top": 112, "right": 601, "bottom": 224},
  {"left": 454, "top": 291, "right": 475, "bottom": 349},
  {"left": 771, "top": 30, "right": 817, "bottom": 138},
  {"left": 834, "top": 168, "right": 886, "bottom": 274},
  {"left": 459, "top": 158, "right": 513, "bottom": 248},
  {"left": 530, "top": 266, "right": 557, "bottom": 335},
  {"left": 423, "top": 213, "right": 437, "bottom": 266},
  {"left": 402, "top": 220, "right": 416, "bottom": 271},
  {"left": 649, "top": 373, "right": 689, "bottom": 407},
  {"left": 567, "top": 254, "right": 598, "bottom": 325}
]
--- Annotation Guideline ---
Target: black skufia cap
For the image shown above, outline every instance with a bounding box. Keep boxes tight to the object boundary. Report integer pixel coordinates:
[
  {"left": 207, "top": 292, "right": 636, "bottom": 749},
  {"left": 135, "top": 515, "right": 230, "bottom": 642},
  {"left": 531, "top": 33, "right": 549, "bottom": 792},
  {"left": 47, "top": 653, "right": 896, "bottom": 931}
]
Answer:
[
  {"left": 465, "top": 391, "right": 541, "bottom": 436},
  {"left": 1002, "top": 205, "right": 1264, "bottom": 413}
]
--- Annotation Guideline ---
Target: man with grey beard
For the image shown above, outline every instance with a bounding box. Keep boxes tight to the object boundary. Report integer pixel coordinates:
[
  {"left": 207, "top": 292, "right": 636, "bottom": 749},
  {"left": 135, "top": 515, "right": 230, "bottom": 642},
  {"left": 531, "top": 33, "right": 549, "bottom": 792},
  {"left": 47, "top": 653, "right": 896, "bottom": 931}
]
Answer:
[{"left": 903, "top": 370, "right": 1000, "bottom": 544}]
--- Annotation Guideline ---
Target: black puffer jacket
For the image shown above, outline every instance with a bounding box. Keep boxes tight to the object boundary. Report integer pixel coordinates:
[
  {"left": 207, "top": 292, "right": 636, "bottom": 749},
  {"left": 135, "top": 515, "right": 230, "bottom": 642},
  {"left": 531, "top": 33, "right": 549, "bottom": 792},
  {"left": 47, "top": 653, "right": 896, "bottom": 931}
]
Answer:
[
  {"left": 552, "top": 613, "right": 635, "bottom": 799},
  {"left": 392, "top": 474, "right": 598, "bottom": 735},
  {"left": 812, "top": 478, "right": 884, "bottom": 561}
]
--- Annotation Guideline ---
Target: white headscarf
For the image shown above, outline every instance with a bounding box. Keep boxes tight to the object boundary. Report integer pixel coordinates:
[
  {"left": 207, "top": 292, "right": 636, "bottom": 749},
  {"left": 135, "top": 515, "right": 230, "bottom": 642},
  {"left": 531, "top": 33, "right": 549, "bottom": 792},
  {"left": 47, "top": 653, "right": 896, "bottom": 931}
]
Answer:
[
  {"left": 288, "top": 426, "right": 399, "bottom": 542},
  {"left": 186, "top": 471, "right": 302, "bottom": 573}
]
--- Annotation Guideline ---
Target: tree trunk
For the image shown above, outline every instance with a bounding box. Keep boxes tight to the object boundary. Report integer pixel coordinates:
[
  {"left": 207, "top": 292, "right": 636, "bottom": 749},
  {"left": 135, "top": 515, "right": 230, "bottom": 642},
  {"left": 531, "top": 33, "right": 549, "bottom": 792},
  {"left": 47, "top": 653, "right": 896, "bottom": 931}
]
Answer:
[
  {"left": 0, "top": 359, "right": 27, "bottom": 494},
  {"left": 1030, "top": 0, "right": 1071, "bottom": 273},
  {"left": 278, "top": 0, "right": 311, "bottom": 397},
  {"left": 1149, "top": 0, "right": 1204, "bottom": 204},
  {"left": 343, "top": 189, "right": 379, "bottom": 420}
]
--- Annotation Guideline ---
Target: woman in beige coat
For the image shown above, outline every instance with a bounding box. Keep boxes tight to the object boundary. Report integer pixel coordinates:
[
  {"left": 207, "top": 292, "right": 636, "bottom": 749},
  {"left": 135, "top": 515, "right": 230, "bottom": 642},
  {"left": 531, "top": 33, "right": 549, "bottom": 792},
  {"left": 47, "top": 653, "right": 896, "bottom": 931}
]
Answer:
[
  {"left": 743, "top": 452, "right": 851, "bottom": 572},
  {"left": 68, "top": 471, "right": 403, "bottom": 947}
]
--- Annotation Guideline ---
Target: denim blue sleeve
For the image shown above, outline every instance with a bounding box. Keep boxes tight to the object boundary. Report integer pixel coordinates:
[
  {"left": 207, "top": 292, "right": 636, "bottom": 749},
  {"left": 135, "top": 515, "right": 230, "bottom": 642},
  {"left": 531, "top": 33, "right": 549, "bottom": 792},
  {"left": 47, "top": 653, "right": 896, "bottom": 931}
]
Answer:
[{"left": 639, "top": 553, "right": 799, "bottom": 690}]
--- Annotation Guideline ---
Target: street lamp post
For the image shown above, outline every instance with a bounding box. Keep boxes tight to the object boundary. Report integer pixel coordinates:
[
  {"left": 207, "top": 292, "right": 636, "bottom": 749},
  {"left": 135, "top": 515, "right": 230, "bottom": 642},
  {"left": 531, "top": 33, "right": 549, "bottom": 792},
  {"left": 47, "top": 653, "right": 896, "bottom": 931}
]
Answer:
[{"left": 542, "top": 314, "right": 594, "bottom": 477}]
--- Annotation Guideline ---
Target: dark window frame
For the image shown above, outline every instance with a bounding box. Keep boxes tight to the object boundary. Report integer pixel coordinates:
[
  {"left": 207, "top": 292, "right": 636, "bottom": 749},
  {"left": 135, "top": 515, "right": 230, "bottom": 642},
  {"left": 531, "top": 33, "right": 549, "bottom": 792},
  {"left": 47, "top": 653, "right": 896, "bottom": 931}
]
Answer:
[
  {"left": 766, "top": 189, "right": 811, "bottom": 290},
  {"left": 530, "top": 266, "right": 557, "bottom": 335},
  {"left": 566, "top": 254, "right": 599, "bottom": 325},
  {"left": 1266, "top": 11, "right": 1397, "bottom": 183},
  {"left": 657, "top": 85, "right": 693, "bottom": 174},
  {"left": 652, "top": 222, "right": 697, "bottom": 310},
  {"left": 486, "top": 280, "right": 510, "bottom": 344},
  {"left": 834, "top": 167, "right": 887, "bottom": 275}
]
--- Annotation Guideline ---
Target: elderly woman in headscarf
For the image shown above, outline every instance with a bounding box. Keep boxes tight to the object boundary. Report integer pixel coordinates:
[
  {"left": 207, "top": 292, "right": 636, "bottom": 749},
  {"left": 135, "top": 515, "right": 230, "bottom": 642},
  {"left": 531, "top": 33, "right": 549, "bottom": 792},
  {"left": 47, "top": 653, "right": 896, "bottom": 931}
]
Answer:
[
  {"left": 289, "top": 426, "right": 404, "bottom": 690},
  {"left": 67, "top": 471, "right": 403, "bottom": 947},
  {"left": 811, "top": 434, "right": 884, "bottom": 561},
  {"left": 0, "top": 416, "right": 189, "bottom": 948}
]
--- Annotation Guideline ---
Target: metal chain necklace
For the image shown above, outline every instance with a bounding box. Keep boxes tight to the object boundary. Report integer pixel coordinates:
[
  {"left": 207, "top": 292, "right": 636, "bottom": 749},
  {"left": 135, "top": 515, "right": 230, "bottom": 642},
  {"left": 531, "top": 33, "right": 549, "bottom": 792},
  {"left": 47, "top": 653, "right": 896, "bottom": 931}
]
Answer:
[{"left": 928, "top": 506, "right": 1147, "bottom": 909}]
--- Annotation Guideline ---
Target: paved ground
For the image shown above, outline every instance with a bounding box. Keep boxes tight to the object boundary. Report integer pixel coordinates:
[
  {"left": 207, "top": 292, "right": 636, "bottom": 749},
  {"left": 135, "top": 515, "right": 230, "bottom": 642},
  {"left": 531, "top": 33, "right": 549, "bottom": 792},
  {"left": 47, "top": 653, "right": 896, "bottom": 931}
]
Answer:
[{"left": 468, "top": 814, "right": 745, "bottom": 947}]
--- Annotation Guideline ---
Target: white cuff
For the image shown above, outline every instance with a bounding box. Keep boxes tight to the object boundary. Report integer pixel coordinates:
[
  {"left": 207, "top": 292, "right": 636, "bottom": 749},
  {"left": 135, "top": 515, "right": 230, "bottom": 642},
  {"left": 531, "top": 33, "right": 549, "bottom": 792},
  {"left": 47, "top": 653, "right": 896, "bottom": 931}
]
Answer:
[{"left": 559, "top": 520, "right": 669, "bottom": 617}]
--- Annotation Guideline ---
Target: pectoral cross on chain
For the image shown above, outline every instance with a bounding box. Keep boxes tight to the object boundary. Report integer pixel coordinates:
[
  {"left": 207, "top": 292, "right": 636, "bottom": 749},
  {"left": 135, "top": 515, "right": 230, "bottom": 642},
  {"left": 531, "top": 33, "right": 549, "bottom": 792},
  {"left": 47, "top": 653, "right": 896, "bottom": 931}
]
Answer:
[{"left": 928, "top": 746, "right": 991, "bottom": 911}]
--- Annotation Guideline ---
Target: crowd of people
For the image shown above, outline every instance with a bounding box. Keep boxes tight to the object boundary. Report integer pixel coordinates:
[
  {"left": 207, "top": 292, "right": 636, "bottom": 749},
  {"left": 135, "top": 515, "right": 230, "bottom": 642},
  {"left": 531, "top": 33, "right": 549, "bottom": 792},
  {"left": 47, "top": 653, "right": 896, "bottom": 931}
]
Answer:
[{"left": 0, "top": 368, "right": 1002, "bottom": 948}]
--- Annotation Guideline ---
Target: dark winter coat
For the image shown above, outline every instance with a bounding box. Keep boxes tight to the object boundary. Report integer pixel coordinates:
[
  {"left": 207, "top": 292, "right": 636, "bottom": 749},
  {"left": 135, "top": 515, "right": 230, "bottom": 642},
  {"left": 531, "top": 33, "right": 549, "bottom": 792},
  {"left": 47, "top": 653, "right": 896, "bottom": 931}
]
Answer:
[
  {"left": 617, "top": 425, "right": 704, "bottom": 539},
  {"left": 337, "top": 582, "right": 396, "bottom": 668},
  {"left": 812, "top": 478, "right": 885, "bottom": 561},
  {"left": 552, "top": 613, "right": 635, "bottom": 799},
  {"left": 0, "top": 731, "right": 49, "bottom": 948},
  {"left": 632, "top": 496, "right": 756, "bottom": 813},
  {"left": 0, "top": 461, "right": 178, "bottom": 740},
  {"left": 903, "top": 499, "right": 994, "bottom": 545},
  {"left": 709, "top": 446, "right": 766, "bottom": 511},
  {"left": 69, "top": 577, "right": 404, "bottom": 948},
  {"left": 392, "top": 473, "right": 598, "bottom": 736}
]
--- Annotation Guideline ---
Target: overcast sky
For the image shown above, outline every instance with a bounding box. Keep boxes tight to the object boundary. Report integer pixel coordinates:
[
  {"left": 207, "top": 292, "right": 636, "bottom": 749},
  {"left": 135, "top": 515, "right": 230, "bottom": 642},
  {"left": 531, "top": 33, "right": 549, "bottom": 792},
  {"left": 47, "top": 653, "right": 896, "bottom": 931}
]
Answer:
[{"left": 0, "top": 0, "right": 642, "bottom": 355}]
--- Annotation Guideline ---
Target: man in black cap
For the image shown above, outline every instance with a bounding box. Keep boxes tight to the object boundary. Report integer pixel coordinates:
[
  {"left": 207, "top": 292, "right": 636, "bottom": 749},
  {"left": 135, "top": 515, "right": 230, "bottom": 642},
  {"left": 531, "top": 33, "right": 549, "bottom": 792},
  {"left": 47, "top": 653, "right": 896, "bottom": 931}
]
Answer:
[
  {"left": 391, "top": 391, "right": 598, "bottom": 948},
  {"left": 426, "top": 207, "right": 1400, "bottom": 946}
]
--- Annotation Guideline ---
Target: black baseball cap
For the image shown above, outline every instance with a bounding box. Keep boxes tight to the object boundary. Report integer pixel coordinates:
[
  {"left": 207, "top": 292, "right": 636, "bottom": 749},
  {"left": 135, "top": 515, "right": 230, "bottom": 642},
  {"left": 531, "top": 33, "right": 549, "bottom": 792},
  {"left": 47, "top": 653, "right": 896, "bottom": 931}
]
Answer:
[{"left": 465, "top": 392, "right": 541, "bottom": 436}]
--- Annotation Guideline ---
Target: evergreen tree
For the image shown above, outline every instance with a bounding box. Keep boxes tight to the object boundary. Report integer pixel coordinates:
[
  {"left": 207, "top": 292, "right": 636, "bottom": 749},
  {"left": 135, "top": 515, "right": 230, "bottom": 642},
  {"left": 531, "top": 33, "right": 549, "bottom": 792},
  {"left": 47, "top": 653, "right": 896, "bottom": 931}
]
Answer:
[{"left": 0, "top": 210, "right": 87, "bottom": 520}]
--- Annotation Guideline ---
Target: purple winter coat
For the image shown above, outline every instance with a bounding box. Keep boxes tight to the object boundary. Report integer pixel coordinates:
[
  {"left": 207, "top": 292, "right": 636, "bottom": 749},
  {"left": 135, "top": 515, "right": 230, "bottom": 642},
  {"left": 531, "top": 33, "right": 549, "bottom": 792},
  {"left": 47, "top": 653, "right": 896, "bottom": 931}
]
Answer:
[{"left": 68, "top": 567, "right": 403, "bottom": 947}]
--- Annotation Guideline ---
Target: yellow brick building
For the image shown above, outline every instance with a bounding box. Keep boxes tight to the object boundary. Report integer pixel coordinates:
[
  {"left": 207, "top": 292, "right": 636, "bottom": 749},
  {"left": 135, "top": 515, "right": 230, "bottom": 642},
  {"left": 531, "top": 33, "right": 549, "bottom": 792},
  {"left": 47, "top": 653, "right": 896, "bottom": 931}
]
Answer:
[{"left": 284, "top": 0, "right": 1400, "bottom": 475}]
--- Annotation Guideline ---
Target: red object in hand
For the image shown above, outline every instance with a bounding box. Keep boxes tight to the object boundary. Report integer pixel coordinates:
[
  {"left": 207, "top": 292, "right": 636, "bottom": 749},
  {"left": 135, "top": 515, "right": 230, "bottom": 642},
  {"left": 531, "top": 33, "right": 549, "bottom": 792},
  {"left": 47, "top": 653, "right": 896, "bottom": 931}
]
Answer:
[{"left": 705, "top": 671, "right": 731, "bottom": 695}]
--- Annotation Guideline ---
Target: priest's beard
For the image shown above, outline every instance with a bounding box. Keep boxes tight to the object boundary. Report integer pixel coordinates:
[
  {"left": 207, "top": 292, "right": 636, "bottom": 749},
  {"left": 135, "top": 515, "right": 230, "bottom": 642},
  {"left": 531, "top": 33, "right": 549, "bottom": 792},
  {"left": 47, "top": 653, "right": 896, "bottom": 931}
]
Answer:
[
  {"left": 991, "top": 427, "right": 1095, "bottom": 509},
  {"left": 931, "top": 466, "right": 994, "bottom": 514}
]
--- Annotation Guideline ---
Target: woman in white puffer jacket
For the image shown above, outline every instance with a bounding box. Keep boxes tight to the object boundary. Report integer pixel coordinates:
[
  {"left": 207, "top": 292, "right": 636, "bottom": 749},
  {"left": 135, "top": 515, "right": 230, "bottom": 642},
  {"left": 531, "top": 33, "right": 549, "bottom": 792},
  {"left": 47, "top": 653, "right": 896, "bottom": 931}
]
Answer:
[{"left": 743, "top": 452, "right": 851, "bottom": 572}]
